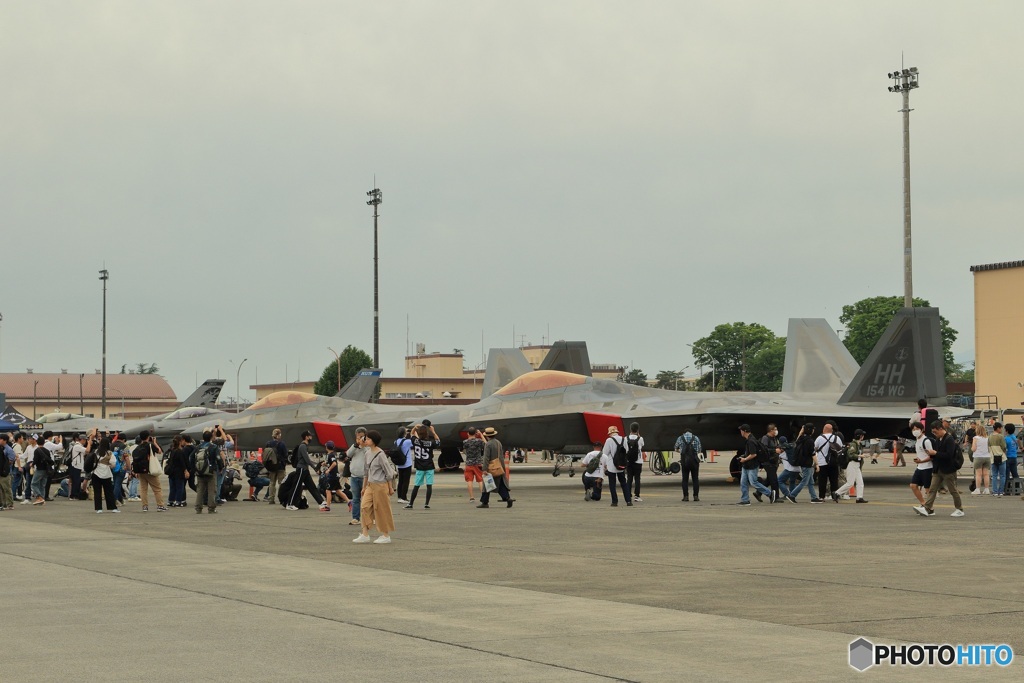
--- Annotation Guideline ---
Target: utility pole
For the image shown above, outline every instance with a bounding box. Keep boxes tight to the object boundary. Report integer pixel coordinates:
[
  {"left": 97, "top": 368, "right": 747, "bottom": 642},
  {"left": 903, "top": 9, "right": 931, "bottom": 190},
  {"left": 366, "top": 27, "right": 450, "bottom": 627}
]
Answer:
[
  {"left": 888, "top": 64, "right": 920, "bottom": 309},
  {"left": 366, "top": 184, "right": 383, "bottom": 369},
  {"left": 99, "top": 269, "right": 109, "bottom": 418}
]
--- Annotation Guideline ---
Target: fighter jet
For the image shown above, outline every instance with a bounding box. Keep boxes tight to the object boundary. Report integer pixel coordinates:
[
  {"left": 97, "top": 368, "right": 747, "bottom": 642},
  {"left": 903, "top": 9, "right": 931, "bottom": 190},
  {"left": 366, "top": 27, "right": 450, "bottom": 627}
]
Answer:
[
  {"left": 416, "top": 308, "right": 970, "bottom": 452},
  {"left": 182, "top": 369, "right": 413, "bottom": 449},
  {"left": 35, "top": 379, "right": 226, "bottom": 437}
]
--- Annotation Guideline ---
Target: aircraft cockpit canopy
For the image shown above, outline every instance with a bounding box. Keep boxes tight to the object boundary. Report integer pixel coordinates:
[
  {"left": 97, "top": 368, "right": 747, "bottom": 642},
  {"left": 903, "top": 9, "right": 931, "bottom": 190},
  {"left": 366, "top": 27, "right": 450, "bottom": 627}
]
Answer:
[
  {"left": 494, "top": 370, "right": 588, "bottom": 396},
  {"left": 248, "top": 391, "right": 319, "bottom": 410},
  {"left": 36, "top": 412, "right": 87, "bottom": 423},
  {"left": 165, "top": 406, "right": 212, "bottom": 420}
]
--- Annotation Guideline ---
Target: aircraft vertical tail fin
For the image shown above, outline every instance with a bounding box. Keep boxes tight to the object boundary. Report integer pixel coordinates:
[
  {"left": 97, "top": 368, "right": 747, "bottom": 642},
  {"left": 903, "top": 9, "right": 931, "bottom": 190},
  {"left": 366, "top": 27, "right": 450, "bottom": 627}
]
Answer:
[
  {"left": 480, "top": 348, "right": 533, "bottom": 397},
  {"left": 837, "top": 307, "right": 947, "bottom": 406},
  {"left": 537, "top": 341, "right": 592, "bottom": 376},
  {"left": 180, "top": 379, "right": 225, "bottom": 408},
  {"left": 782, "top": 319, "right": 859, "bottom": 394},
  {"left": 335, "top": 369, "right": 381, "bottom": 402}
]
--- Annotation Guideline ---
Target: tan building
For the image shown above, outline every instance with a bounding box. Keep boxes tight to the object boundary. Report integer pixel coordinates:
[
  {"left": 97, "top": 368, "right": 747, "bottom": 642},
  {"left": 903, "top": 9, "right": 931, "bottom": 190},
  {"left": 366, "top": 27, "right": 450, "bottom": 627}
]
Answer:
[
  {"left": 971, "top": 260, "right": 1024, "bottom": 411},
  {"left": 0, "top": 372, "right": 179, "bottom": 420}
]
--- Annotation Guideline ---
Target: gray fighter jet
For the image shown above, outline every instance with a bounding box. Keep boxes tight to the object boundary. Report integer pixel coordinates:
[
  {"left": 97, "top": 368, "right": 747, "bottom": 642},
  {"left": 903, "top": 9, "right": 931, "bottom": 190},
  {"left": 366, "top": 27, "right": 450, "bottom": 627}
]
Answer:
[
  {"left": 417, "top": 308, "right": 969, "bottom": 453},
  {"left": 35, "top": 379, "right": 226, "bottom": 437}
]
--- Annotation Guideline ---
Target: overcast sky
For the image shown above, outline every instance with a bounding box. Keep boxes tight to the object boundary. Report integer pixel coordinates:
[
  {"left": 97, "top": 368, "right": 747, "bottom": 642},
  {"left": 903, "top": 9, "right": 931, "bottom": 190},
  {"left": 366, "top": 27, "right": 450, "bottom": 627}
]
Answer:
[{"left": 2, "top": 1, "right": 1020, "bottom": 402}]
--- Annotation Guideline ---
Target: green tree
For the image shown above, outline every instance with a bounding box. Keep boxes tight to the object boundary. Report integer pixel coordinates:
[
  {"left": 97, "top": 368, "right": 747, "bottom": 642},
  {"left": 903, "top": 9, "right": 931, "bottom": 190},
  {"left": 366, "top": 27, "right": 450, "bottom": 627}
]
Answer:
[
  {"left": 745, "top": 337, "right": 786, "bottom": 392},
  {"left": 654, "top": 369, "right": 683, "bottom": 390},
  {"left": 689, "top": 322, "right": 777, "bottom": 391},
  {"left": 314, "top": 345, "right": 373, "bottom": 396},
  {"left": 120, "top": 362, "right": 159, "bottom": 374},
  {"left": 619, "top": 368, "right": 648, "bottom": 386},
  {"left": 839, "top": 296, "right": 958, "bottom": 376}
]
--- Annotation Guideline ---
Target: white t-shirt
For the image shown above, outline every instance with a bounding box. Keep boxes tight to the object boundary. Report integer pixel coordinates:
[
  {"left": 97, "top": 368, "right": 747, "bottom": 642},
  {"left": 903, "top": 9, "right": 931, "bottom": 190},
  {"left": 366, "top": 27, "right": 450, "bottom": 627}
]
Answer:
[
  {"left": 914, "top": 435, "right": 933, "bottom": 470},
  {"left": 814, "top": 433, "right": 844, "bottom": 467},
  {"left": 581, "top": 450, "right": 604, "bottom": 479},
  {"left": 70, "top": 443, "right": 88, "bottom": 470},
  {"left": 972, "top": 435, "right": 990, "bottom": 458},
  {"left": 627, "top": 434, "right": 645, "bottom": 465},
  {"left": 602, "top": 435, "right": 624, "bottom": 473},
  {"left": 14, "top": 443, "right": 25, "bottom": 467}
]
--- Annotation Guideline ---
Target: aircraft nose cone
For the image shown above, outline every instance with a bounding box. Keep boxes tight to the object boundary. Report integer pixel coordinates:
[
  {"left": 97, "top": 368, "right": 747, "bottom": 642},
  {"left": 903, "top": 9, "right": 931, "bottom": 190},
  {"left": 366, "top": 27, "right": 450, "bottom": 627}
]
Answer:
[{"left": 121, "top": 422, "right": 154, "bottom": 439}]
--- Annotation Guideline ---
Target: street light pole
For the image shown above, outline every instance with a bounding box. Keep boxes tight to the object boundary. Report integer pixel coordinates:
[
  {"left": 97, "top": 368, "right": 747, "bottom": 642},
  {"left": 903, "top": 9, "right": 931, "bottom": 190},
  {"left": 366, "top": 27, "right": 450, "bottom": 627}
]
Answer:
[
  {"left": 99, "top": 269, "right": 109, "bottom": 418},
  {"left": 235, "top": 358, "right": 247, "bottom": 411},
  {"left": 888, "top": 64, "right": 920, "bottom": 309},
  {"left": 328, "top": 347, "right": 341, "bottom": 392},
  {"left": 109, "top": 387, "right": 125, "bottom": 418},
  {"left": 366, "top": 184, "right": 382, "bottom": 370}
]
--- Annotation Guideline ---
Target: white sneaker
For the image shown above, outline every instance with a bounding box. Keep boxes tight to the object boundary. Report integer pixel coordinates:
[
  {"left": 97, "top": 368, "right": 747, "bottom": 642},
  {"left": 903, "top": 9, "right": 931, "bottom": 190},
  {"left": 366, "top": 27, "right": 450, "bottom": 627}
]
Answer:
[
  {"left": 950, "top": 509, "right": 966, "bottom": 517},
  {"left": 285, "top": 505, "right": 298, "bottom": 511},
  {"left": 110, "top": 509, "right": 120, "bottom": 513},
  {"left": 841, "top": 494, "right": 850, "bottom": 500},
  {"left": 982, "top": 488, "right": 990, "bottom": 495},
  {"left": 397, "top": 498, "right": 409, "bottom": 504},
  {"left": 912, "top": 505, "right": 934, "bottom": 516},
  {"left": 373, "top": 535, "right": 392, "bottom": 544},
  {"left": 971, "top": 489, "right": 981, "bottom": 495},
  {"left": 633, "top": 496, "right": 643, "bottom": 502},
  {"left": 21, "top": 499, "right": 32, "bottom": 504},
  {"left": 96, "top": 509, "right": 104, "bottom": 514},
  {"left": 352, "top": 534, "right": 371, "bottom": 543}
]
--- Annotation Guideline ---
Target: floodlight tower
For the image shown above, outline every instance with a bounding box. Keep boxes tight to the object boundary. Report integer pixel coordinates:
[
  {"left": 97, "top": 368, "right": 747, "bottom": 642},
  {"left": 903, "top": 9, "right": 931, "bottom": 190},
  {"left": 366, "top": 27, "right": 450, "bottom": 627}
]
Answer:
[
  {"left": 888, "top": 65, "right": 920, "bottom": 309},
  {"left": 366, "top": 185, "right": 383, "bottom": 369}
]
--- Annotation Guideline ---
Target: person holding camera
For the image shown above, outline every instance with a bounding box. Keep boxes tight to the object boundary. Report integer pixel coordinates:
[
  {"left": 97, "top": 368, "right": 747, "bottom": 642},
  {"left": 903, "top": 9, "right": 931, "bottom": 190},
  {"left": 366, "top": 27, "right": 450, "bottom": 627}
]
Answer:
[{"left": 132, "top": 430, "right": 167, "bottom": 512}]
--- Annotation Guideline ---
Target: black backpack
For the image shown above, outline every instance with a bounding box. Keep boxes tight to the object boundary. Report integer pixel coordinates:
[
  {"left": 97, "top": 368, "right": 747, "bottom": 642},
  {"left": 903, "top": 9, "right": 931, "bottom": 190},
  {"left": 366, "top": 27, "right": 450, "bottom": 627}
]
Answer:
[
  {"left": 0, "top": 452, "right": 9, "bottom": 477},
  {"left": 263, "top": 441, "right": 280, "bottom": 472},
  {"left": 611, "top": 436, "right": 629, "bottom": 469},
  {"left": 625, "top": 436, "right": 641, "bottom": 462},
  {"left": 387, "top": 439, "right": 410, "bottom": 468},
  {"left": 680, "top": 436, "right": 698, "bottom": 460},
  {"left": 753, "top": 439, "right": 772, "bottom": 465},
  {"left": 821, "top": 435, "right": 842, "bottom": 466},
  {"left": 132, "top": 444, "right": 150, "bottom": 474},
  {"left": 289, "top": 447, "right": 300, "bottom": 469},
  {"left": 951, "top": 440, "right": 965, "bottom": 471},
  {"left": 84, "top": 451, "right": 98, "bottom": 475}
]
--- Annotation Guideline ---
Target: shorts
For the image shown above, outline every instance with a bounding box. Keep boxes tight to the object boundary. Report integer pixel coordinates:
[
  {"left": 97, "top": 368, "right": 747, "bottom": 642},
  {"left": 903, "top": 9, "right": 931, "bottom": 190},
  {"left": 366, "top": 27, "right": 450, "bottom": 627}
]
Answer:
[
  {"left": 413, "top": 469, "right": 435, "bottom": 486},
  {"left": 911, "top": 468, "right": 933, "bottom": 487},
  {"left": 972, "top": 456, "right": 991, "bottom": 471},
  {"left": 325, "top": 475, "right": 342, "bottom": 490},
  {"left": 464, "top": 465, "right": 483, "bottom": 482}
]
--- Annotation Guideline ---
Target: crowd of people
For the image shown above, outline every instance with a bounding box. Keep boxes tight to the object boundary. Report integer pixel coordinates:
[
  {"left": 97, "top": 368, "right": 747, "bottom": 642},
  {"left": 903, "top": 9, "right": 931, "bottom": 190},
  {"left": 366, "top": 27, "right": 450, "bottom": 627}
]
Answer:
[{"left": 3, "top": 407, "right": 1021, "bottom": 534}]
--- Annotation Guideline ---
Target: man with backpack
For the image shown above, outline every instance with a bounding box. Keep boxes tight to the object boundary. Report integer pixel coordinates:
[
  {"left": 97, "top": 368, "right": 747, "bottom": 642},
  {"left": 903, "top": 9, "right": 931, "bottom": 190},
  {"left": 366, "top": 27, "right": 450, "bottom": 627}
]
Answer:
[
  {"left": 67, "top": 434, "right": 89, "bottom": 500},
  {"left": 0, "top": 433, "right": 15, "bottom": 510},
  {"left": 624, "top": 422, "right": 645, "bottom": 502},
  {"left": 813, "top": 422, "right": 843, "bottom": 503},
  {"left": 737, "top": 424, "right": 774, "bottom": 505},
  {"left": 131, "top": 431, "right": 167, "bottom": 512},
  {"left": 601, "top": 426, "right": 632, "bottom": 507},
  {"left": 581, "top": 441, "right": 604, "bottom": 501},
  {"left": 834, "top": 429, "right": 868, "bottom": 503},
  {"left": 915, "top": 420, "right": 965, "bottom": 517},
  {"left": 675, "top": 428, "right": 702, "bottom": 502},
  {"left": 262, "top": 428, "right": 288, "bottom": 504},
  {"left": 191, "top": 430, "right": 224, "bottom": 514}
]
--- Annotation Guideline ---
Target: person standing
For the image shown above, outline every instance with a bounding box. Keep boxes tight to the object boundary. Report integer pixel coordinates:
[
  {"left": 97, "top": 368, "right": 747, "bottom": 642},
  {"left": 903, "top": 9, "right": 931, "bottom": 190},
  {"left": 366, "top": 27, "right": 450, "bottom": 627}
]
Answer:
[
  {"left": 737, "top": 425, "right": 774, "bottom": 505},
  {"left": 263, "top": 429, "right": 289, "bottom": 504},
  {"left": 165, "top": 436, "right": 190, "bottom": 508},
  {"left": 834, "top": 429, "right": 868, "bottom": 503},
  {"left": 321, "top": 440, "right": 350, "bottom": 511},
  {"left": 986, "top": 422, "right": 1006, "bottom": 496},
  {"left": 90, "top": 437, "right": 119, "bottom": 513},
  {"left": 67, "top": 434, "right": 88, "bottom": 500},
  {"left": 814, "top": 423, "right": 843, "bottom": 503},
  {"left": 395, "top": 427, "right": 414, "bottom": 504},
  {"left": 760, "top": 424, "right": 784, "bottom": 503},
  {"left": 30, "top": 435, "right": 54, "bottom": 506},
  {"left": 352, "top": 430, "right": 395, "bottom": 544},
  {"left": 0, "top": 433, "right": 15, "bottom": 510},
  {"left": 909, "top": 421, "right": 933, "bottom": 506},
  {"left": 674, "top": 428, "right": 702, "bottom": 502},
  {"left": 405, "top": 425, "right": 437, "bottom": 509},
  {"left": 132, "top": 431, "right": 167, "bottom": 512},
  {"left": 478, "top": 427, "right": 513, "bottom": 508},
  {"left": 914, "top": 420, "right": 965, "bottom": 517},
  {"left": 1005, "top": 423, "right": 1019, "bottom": 486},
  {"left": 191, "top": 431, "right": 223, "bottom": 514},
  {"left": 970, "top": 423, "right": 991, "bottom": 495},
  {"left": 346, "top": 427, "right": 370, "bottom": 526},
  {"left": 461, "top": 427, "right": 485, "bottom": 503},
  {"left": 601, "top": 426, "right": 632, "bottom": 507},
  {"left": 625, "top": 422, "right": 645, "bottom": 502}
]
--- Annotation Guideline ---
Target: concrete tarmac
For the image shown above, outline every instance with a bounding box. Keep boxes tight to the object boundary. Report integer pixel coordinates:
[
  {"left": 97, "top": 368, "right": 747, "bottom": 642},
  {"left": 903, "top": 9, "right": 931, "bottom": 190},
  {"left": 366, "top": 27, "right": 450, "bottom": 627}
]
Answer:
[{"left": 2, "top": 461, "right": 1021, "bottom": 681}]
